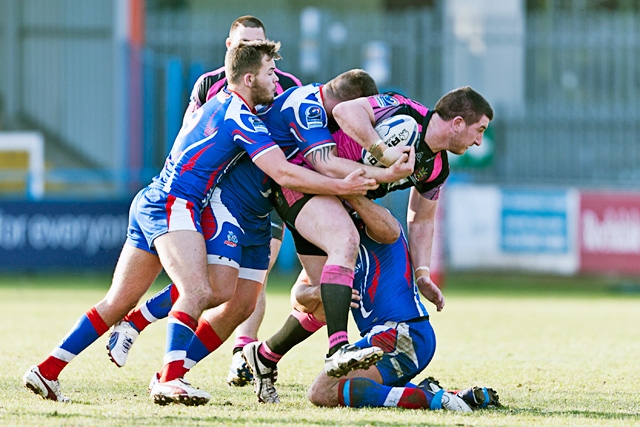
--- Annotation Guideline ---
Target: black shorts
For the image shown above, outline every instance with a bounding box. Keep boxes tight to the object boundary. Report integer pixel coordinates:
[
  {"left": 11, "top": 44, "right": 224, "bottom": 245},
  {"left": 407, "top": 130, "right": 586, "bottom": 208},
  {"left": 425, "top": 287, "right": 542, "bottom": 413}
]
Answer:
[
  {"left": 269, "top": 210, "right": 285, "bottom": 241},
  {"left": 270, "top": 183, "right": 327, "bottom": 256}
]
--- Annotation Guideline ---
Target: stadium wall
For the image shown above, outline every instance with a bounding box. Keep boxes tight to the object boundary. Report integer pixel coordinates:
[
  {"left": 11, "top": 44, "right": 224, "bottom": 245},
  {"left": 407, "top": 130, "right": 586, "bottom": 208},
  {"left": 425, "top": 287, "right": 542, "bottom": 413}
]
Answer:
[{"left": 0, "top": 200, "right": 128, "bottom": 271}]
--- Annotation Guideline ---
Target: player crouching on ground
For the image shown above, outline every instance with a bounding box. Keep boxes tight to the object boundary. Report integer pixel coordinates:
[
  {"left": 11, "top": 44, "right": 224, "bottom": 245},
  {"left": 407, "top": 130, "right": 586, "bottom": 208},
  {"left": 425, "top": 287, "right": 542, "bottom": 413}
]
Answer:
[{"left": 243, "top": 194, "right": 500, "bottom": 410}]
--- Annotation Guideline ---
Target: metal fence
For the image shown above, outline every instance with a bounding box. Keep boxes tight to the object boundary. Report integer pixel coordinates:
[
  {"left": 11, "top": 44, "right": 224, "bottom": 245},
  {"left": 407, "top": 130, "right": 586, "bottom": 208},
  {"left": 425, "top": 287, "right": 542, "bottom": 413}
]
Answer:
[{"left": 1, "top": 3, "right": 639, "bottom": 199}]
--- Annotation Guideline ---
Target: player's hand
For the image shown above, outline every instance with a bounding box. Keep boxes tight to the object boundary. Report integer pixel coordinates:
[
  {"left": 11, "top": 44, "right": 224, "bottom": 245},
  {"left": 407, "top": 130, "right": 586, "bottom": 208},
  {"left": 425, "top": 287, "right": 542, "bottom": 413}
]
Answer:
[
  {"left": 381, "top": 146, "right": 415, "bottom": 183},
  {"left": 378, "top": 144, "right": 407, "bottom": 167},
  {"left": 416, "top": 275, "right": 445, "bottom": 312},
  {"left": 350, "top": 289, "right": 361, "bottom": 309},
  {"left": 340, "top": 168, "right": 379, "bottom": 195}
]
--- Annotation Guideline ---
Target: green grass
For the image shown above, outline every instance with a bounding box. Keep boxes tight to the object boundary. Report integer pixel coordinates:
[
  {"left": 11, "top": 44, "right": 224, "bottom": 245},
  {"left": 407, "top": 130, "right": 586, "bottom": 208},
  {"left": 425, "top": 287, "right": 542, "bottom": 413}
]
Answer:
[{"left": 1, "top": 271, "right": 639, "bottom": 426}]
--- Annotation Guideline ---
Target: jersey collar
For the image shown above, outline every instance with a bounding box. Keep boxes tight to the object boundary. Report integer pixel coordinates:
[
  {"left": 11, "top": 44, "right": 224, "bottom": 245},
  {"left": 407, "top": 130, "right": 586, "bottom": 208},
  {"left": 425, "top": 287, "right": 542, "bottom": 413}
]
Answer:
[{"left": 226, "top": 87, "right": 257, "bottom": 113}]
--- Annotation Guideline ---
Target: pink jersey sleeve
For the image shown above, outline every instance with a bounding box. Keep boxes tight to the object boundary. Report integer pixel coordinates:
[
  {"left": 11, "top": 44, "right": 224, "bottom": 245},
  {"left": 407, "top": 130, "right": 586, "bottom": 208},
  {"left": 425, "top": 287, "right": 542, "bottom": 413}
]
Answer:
[{"left": 332, "top": 129, "right": 363, "bottom": 162}]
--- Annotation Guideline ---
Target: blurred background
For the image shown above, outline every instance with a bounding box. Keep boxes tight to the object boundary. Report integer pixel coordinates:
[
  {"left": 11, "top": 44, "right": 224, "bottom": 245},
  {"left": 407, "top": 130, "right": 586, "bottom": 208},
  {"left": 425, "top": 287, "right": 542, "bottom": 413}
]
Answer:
[{"left": 0, "top": 0, "right": 639, "bottom": 280}]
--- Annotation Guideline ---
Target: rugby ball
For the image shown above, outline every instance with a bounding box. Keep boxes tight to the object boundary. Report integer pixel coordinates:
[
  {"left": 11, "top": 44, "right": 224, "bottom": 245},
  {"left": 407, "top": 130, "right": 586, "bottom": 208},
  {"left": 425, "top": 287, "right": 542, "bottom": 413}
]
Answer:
[{"left": 362, "top": 114, "right": 419, "bottom": 167}]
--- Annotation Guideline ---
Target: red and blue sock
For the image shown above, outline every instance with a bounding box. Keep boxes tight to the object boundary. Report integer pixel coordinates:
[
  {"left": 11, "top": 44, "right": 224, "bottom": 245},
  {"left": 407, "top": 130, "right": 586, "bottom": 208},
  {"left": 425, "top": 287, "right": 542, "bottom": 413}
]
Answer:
[
  {"left": 124, "top": 283, "right": 179, "bottom": 332},
  {"left": 159, "top": 310, "right": 197, "bottom": 382},
  {"left": 338, "top": 378, "right": 439, "bottom": 409},
  {"left": 39, "top": 306, "right": 109, "bottom": 380}
]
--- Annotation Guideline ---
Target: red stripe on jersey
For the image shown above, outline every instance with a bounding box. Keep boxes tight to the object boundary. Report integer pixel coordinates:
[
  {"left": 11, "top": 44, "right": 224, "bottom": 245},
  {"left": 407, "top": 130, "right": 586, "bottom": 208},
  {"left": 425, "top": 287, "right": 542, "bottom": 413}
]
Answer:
[
  {"left": 367, "top": 253, "right": 381, "bottom": 303},
  {"left": 180, "top": 144, "right": 212, "bottom": 175}
]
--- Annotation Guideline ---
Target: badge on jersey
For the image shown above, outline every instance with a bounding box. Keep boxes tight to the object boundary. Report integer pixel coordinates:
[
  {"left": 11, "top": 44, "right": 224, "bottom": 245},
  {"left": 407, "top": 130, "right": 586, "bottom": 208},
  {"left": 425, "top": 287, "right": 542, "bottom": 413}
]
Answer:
[
  {"left": 372, "top": 94, "right": 400, "bottom": 108},
  {"left": 303, "top": 105, "right": 325, "bottom": 129},
  {"left": 249, "top": 116, "right": 269, "bottom": 133},
  {"left": 224, "top": 230, "right": 239, "bottom": 248}
]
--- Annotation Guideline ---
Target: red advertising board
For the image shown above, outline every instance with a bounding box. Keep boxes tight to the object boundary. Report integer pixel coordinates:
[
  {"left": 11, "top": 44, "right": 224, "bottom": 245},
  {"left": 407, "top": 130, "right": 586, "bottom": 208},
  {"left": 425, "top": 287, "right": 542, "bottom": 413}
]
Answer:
[{"left": 580, "top": 191, "right": 640, "bottom": 275}]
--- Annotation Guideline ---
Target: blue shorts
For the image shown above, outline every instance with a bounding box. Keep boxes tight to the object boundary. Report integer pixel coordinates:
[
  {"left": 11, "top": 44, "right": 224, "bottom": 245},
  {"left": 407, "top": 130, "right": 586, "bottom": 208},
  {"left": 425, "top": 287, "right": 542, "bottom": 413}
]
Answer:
[
  {"left": 126, "top": 187, "right": 270, "bottom": 279},
  {"left": 126, "top": 187, "right": 203, "bottom": 255},
  {"left": 353, "top": 318, "right": 436, "bottom": 387},
  {"left": 204, "top": 187, "right": 270, "bottom": 275}
]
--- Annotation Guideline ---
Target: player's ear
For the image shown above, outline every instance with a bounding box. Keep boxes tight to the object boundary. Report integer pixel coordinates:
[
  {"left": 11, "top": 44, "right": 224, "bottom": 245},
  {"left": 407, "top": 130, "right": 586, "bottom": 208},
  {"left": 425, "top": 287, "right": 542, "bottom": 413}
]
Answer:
[
  {"left": 225, "top": 37, "right": 232, "bottom": 48},
  {"left": 452, "top": 116, "right": 465, "bottom": 132},
  {"left": 244, "top": 73, "right": 253, "bottom": 87}
]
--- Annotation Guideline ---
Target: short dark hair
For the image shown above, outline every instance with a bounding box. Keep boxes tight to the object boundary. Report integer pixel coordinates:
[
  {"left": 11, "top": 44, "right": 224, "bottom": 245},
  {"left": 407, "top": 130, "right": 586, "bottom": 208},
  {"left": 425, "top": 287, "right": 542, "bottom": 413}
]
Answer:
[
  {"left": 324, "top": 69, "right": 379, "bottom": 102},
  {"left": 434, "top": 86, "right": 494, "bottom": 125},
  {"left": 225, "top": 40, "right": 282, "bottom": 84},
  {"left": 229, "top": 15, "right": 266, "bottom": 37}
]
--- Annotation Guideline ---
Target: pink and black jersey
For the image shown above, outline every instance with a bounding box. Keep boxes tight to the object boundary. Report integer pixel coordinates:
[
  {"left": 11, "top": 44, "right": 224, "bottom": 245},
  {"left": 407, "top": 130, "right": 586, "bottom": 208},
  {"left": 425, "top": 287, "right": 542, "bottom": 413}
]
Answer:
[
  {"left": 186, "top": 66, "right": 302, "bottom": 114},
  {"left": 332, "top": 92, "right": 450, "bottom": 201},
  {"left": 256, "top": 84, "right": 336, "bottom": 163},
  {"left": 151, "top": 88, "right": 277, "bottom": 213}
]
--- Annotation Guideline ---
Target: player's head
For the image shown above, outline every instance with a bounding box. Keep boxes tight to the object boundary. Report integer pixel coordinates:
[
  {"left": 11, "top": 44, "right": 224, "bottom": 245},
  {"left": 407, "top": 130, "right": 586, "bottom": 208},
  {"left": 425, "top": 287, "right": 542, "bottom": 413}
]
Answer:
[
  {"left": 434, "top": 86, "right": 494, "bottom": 126},
  {"left": 225, "top": 40, "right": 282, "bottom": 105},
  {"left": 434, "top": 86, "right": 493, "bottom": 155},
  {"left": 324, "top": 69, "right": 379, "bottom": 103},
  {"left": 227, "top": 15, "right": 266, "bottom": 48}
]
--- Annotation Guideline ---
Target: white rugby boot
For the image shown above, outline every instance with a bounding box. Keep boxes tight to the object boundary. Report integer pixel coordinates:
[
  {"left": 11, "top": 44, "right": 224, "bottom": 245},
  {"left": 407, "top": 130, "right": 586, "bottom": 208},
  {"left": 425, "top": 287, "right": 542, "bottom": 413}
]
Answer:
[
  {"left": 242, "top": 342, "right": 280, "bottom": 403},
  {"left": 324, "top": 343, "right": 383, "bottom": 378},
  {"left": 106, "top": 321, "right": 139, "bottom": 367},
  {"left": 150, "top": 377, "right": 210, "bottom": 406},
  {"left": 22, "top": 365, "right": 71, "bottom": 403}
]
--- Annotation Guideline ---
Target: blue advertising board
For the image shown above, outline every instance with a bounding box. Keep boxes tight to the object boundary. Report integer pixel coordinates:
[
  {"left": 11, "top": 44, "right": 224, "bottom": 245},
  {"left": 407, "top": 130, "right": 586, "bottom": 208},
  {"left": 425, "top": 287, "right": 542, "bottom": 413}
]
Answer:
[
  {"left": 501, "top": 189, "right": 570, "bottom": 253},
  {"left": 0, "top": 201, "right": 129, "bottom": 271}
]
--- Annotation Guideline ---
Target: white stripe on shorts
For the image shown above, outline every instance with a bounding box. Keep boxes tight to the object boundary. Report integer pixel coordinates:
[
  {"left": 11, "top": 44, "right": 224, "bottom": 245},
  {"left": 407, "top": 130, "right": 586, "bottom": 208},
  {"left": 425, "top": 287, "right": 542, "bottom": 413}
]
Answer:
[
  {"left": 167, "top": 197, "right": 197, "bottom": 232},
  {"left": 238, "top": 267, "right": 268, "bottom": 283}
]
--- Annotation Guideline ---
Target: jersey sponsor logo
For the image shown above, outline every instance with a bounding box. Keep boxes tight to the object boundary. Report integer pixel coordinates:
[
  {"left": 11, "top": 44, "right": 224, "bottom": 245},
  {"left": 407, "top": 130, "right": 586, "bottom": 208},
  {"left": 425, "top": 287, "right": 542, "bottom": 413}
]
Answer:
[
  {"left": 281, "top": 85, "right": 327, "bottom": 129},
  {"left": 224, "top": 230, "right": 238, "bottom": 248},
  {"left": 304, "top": 105, "right": 324, "bottom": 128},
  {"left": 250, "top": 116, "right": 269, "bottom": 133},
  {"left": 373, "top": 94, "right": 400, "bottom": 107}
]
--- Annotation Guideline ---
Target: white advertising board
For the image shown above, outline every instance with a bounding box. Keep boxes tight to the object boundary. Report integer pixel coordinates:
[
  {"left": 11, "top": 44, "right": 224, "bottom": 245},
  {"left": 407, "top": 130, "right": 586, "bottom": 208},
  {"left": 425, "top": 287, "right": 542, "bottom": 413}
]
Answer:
[{"left": 446, "top": 184, "right": 579, "bottom": 274}]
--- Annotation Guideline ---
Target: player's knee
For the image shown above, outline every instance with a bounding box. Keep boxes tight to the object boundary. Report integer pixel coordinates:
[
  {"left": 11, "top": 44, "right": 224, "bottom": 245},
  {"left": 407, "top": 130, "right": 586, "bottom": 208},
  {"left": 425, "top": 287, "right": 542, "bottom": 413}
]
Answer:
[
  {"left": 206, "top": 289, "right": 232, "bottom": 309},
  {"left": 187, "top": 285, "right": 223, "bottom": 311},
  {"left": 307, "top": 383, "right": 326, "bottom": 407},
  {"left": 235, "top": 299, "right": 257, "bottom": 321},
  {"left": 340, "top": 228, "right": 361, "bottom": 258},
  {"left": 307, "top": 378, "right": 339, "bottom": 407},
  {"left": 100, "top": 294, "right": 139, "bottom": 320},
  {"left": 213, "top": 285, "right": 235, "bottom": 306}
]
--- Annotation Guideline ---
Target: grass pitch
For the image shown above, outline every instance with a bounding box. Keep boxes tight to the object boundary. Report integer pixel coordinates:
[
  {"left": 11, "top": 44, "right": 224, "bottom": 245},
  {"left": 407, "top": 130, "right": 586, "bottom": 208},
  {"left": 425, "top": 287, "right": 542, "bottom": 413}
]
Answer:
[{"left": 1, "top": 271, "right": 639, "bottom": 426}]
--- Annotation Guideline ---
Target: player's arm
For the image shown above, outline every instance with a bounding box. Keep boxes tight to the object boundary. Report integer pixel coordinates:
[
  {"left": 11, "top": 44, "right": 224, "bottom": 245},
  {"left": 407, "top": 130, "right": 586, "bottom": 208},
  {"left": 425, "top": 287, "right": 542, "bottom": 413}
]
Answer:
[
  {"left": 406, "top": 186, "right": 444, "bottom": 311},
  {"left": 305, "top": 144, "right": 414, "bottom": 184},
  {"left": 254, "top": 147, "right": 378, "bottom": 196},
  {"left": 342, "top": 195, "right": 400, "bottom": 244},
  {"left": 333, "top": 98, "right": 407, "bottom": 166}
]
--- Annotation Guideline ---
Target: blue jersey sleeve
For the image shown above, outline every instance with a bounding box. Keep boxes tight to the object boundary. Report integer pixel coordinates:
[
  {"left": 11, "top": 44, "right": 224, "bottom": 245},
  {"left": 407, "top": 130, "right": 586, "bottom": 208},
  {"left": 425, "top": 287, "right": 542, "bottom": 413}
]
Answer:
[{"left": 259, "top": 84, "right": 335, "bottom": 161}]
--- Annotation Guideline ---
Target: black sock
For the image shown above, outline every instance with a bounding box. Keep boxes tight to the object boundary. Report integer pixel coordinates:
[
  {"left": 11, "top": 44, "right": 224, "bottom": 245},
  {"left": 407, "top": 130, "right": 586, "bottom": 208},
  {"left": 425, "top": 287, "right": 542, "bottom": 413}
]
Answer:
[
  {"left": 321, "top": 283, "right": 353, "bottom": 356},
  {"left": 265, "top": 314, "right": 315, "bottom": 357}
]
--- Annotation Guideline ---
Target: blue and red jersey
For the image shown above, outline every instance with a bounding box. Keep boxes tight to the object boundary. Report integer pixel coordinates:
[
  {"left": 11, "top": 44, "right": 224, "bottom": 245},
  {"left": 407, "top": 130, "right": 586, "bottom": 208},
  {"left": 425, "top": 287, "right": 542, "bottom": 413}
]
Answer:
[
  {"left": 257, "top": 84, "right": 336, "bottom": 163},
  {"left": 352, "top": 219, "right": 429, "bottom": 335},
  {"left": 149, "top": 89, "right": 277, "bottom": 213}
]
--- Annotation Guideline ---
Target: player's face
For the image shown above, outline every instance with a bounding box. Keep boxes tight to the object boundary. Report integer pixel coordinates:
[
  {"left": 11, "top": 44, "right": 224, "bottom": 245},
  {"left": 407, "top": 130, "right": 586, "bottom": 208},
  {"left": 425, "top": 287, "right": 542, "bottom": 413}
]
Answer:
[
  {"left": 251, "top": 56, "right": 279, "bottom": 105},
  {"left": 227, "top": 25, "right": 265, "bottom": 47},
  {"left": 449, "top": 115, "right": 490, "bottom": 155}
]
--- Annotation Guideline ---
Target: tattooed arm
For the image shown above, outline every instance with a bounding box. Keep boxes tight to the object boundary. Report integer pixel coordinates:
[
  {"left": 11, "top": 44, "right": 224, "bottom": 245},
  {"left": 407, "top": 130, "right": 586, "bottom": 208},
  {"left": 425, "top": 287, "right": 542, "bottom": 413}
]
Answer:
[{"left": 305, "top": 145, "right": 415, "bottom": 184}]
